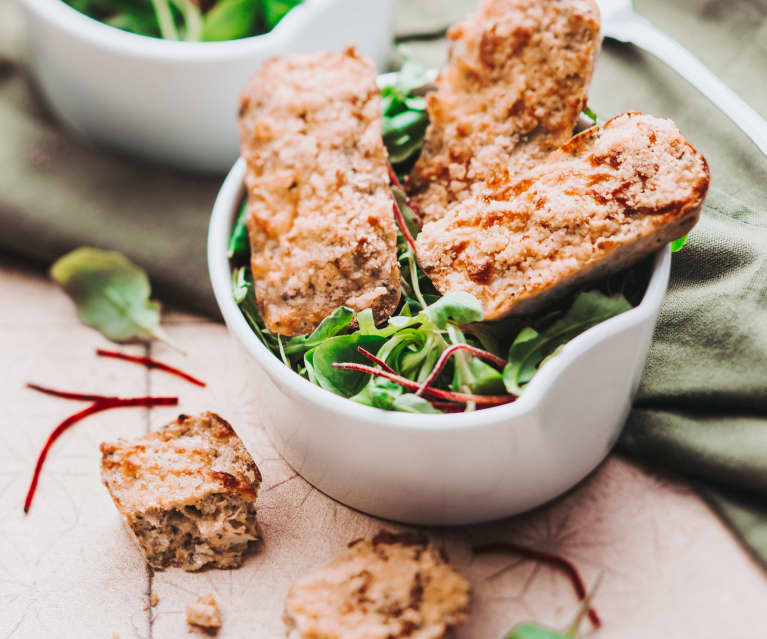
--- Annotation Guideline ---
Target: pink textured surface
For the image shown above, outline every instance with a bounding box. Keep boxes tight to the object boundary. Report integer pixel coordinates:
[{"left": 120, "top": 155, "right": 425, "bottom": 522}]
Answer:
[{"left": 1, "top": 259, "right": 765, "bottom": 638}]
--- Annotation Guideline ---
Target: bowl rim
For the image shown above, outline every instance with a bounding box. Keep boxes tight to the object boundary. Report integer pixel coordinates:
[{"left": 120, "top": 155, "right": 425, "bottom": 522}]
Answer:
[
  {"left": 208, "top": 157, "right": 670, "bottom": 432},
  {"left": 17, "top": 0, "right": 341, "bottom": 61}
]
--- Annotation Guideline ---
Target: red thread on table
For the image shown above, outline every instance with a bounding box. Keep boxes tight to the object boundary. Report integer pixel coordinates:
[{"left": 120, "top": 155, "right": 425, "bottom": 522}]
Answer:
[
  {"left": 96, "top": 349, "right": 206, "bottom": 387},
  {"left": 332, "top": 362, "right": 514, "bottom": 406},
  {"left": 415, "top": 343, "right": 508, "bottom": 397},
  {"left": 23, "top": 384, "right": 178, "bottom": 513},
  {"left": 473, "top": 542, "right": 602, "bottom": 628}
]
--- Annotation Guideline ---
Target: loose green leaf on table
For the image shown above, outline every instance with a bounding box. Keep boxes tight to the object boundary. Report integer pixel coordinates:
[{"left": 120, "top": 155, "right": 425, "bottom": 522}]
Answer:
[
  {"left": 506, "top": 625, "right": 570, "bottom": 639},
  {"left": 50, "top": 247, "right": 173, "bottom": 346},
  {"left": 505, "top": 573, "right": 602, "bottom": 639}
]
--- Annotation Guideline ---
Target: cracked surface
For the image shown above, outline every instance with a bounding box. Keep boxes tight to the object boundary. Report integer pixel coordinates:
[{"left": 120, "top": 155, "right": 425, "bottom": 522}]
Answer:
[
  {"left": 100, "top": 412, "right": 262, "bottom": 571},
  {"left": 238, "top": 47, "right": 400, "bottom": 336},
  {"left": 407, "top": 0, "right": 601, "bottom": 223},
  {"left": 416, "top": 112, "right": 710, "bottom": 319}
]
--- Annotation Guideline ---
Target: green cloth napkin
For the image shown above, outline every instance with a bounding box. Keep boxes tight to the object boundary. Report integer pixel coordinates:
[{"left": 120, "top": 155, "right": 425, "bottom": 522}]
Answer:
[{"left": 1, "top": 0, "right": 766, "bottom": 565}]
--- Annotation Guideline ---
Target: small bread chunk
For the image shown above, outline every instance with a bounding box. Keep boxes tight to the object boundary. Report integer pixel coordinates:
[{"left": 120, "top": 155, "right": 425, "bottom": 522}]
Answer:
[
  {"left": 186, "top": 593, "right": 223, "bottom": 632},
  {"left": 238, "top": 46, "right": 401, "bottom": 336},
  {"left": 416, "top": 112, "right": 710, "bottom": 319},
  {"left": 100, "top": 412, "right": 262, "bottom": 571},
  {"left": 283, "top": 531, "right": 471, "bottom": 639},
  {"left": 407, "top": 0, "right": 601, "bottom": 222}
]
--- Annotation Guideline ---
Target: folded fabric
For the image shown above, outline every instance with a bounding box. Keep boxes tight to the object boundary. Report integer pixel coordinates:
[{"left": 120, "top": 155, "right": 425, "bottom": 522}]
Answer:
[{"left": 619, "top": 190, "right": 767, "bottom": 569}]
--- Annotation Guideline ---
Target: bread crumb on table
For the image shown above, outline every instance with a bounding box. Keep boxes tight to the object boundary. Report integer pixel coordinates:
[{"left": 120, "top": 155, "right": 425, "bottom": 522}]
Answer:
[
  {"left": 186, "top": 593, "right": 223, "bottom": 632},
  {"left": 284, "top": 531, "right": 471, "bottom": 639},
  {"left": 100, "top": 412, "right": 262, "bottom": 571}
]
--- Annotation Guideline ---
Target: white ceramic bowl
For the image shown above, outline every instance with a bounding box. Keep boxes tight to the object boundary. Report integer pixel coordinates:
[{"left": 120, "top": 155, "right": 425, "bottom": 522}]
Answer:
[
  {"left": 17, "top": 0, "right": 394, "bottom": 173},
  {"left": 208, "top": 158, "right": 670, "bottom": 525}
]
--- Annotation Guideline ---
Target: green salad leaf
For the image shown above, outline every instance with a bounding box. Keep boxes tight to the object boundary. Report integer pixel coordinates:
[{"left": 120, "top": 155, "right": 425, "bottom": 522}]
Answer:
[
  {"left": 308, "top": 334, "right": 387, "bottom": 397},
  {"left": 503, "top": 291, "right": 631, "bottom": 395},
  {"left": 393, "top": 393, "right": 442, "bottom": 414},
  {"left": 227, "top": 199, "right": 250, "bottom": 263},
  {"left": 262, "top": 0, "right": 302, "bottom": 29},
  {"left": 671, "top": 234, "right": 689, "bottom": 252},
  {"left": 203, "top": 0, "right": 259, "bottom": 41},
  {"left": 284, "top": 307, "right": 355, "bottom": 354},
  {"left": 424, "top": 291, "right": 484, "bottom": 328},
  {"left": 64, "top": 0, "right": 301, "bottom": 41},
  {"left": 381, "top": 50, "right": 430, "bottom": 169},
  {"left": 505, "top": 574, "right": 602, "bottom": 639},
  {"left": 51, "top": 247, "right": 172, "bottom": 346},
  {"left": 506, "top": 626, "right": 569, "bottom": 639}
]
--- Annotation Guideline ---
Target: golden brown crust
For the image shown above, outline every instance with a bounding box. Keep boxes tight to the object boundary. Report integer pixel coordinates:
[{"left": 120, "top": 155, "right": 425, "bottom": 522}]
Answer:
[
  {"left": 407, "top": 0, "right": 601, "bottom": 223},
  {"left": 415, "top": 112, "right": 710, "bottom": 319},
  {"left": 238, "top": 47, "right": 401, "bottom": 336},
  {"left": 283, "top": 531, "right": 471, "bottom": 639},
  {"left": 186, "top": 593, "right": 223, "bottom": 631},
  {"left": 100, "top": 412, "right": 262, "bottom": 571}
]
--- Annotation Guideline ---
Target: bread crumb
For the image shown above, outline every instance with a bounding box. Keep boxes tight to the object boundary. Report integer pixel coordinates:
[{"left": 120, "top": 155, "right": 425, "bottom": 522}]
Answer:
[
  {"left": 150, "top": 593, "right": 159, "bottom": 607},
  {"left": 284, "top": 531, "right": 470, "bottom": 639},
  {"left": 186, "top": 593, "right": 222, "bottom": 632},
  {"left": 100, "top": 412, "right": 262, "bottom": 571}
]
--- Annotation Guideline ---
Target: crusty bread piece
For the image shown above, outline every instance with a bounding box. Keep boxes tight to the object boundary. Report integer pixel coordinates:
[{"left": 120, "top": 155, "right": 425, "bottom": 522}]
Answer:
[
  {"left": 283, "top": 531, "right": 470, "bottom": 639},
  {"left": 100, "top": 412, "right": 261, "bottom": 571},
  {"left": 238, "top": 46, "right": 400, "bottom": 337},
  {"left": 186, "top": 593, "right": 223, "bottom": 632},
  {"left": 407, "top": 0, "right": 601, "bottom": 223},
  {"left": 416, "top": 112, "right": 710, "bottom": 319}
]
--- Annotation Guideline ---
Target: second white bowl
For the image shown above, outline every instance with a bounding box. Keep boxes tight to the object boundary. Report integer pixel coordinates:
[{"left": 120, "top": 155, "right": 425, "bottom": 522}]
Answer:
[{"left": 18, "top": 0, "right": 394, "bottom": 173}]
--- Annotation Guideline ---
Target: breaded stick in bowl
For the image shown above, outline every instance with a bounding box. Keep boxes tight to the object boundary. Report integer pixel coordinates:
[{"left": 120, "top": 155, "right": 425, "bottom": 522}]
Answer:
[
  {"left": 239, "top": 46, "right": 401, "bottom": 337},
  {"left": 416, "top": 112, "right": 710, "bottom": 320},
  {"left": 407, "top": 0, "right": 601, "bottom": 223}
]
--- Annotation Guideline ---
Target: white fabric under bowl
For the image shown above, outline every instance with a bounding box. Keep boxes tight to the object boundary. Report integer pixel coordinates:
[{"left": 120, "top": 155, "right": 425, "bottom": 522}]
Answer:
[{"left": 207, "top": 157, "right": 670, "bottom": 525}]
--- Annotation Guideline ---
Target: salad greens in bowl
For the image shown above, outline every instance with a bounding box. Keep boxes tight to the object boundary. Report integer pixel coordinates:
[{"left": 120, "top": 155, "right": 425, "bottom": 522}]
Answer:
[
  {"left": 225, "top": 61, "right": 652, "bottom": 415},
  {"left": 207, "top": 64, "right": 673, "bottom": 524},
  {"left": 63, "top": 0, "right": 303, "bottom": 41}
]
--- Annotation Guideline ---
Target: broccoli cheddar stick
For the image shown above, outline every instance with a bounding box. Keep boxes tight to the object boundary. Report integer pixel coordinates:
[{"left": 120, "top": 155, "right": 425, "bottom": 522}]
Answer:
[
  {"left": 238, "top": 47, "right": 400, "bottom": 337},
  {"left": 407, "top": 0, "right": 601, "bottom": 223}
]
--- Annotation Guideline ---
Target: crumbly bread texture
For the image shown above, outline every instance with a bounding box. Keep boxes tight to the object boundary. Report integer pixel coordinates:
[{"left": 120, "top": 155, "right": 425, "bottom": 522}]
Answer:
[
  {"left": 100, "top": 412, "right": 262, "bottom": 571},
  {"left": 186, "top": 593, "right": 223, "bottom": 632},
  {"left": 416, "top": 112, "right": 710, "bottom": 319},
  {"left": 407, "top": 0, "right": 601, "bottom": 223},
  {"left": 238, "top": 46, "right": 400, "bottom": 336},
  {"left": 283, "top": 531, "right": 471, "bottom": 639}
]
